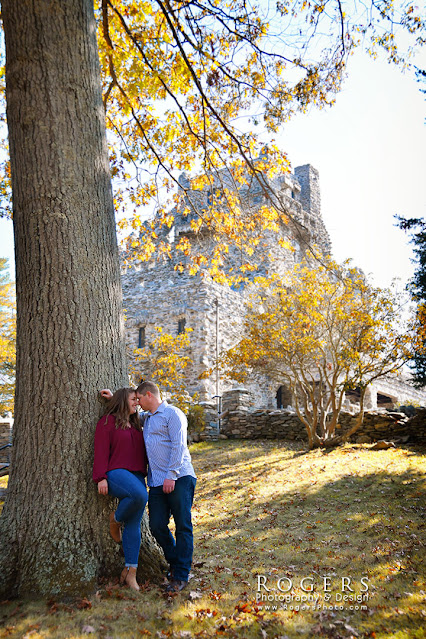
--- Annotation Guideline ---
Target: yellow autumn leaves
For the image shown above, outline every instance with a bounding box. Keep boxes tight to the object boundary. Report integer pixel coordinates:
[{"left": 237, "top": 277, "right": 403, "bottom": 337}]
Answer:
[
  {"left": 95, "top": 0, "right": 424, "bottom": 282},
  {"left": 221, "top": 255, "right": 413, "bottom": 448}
]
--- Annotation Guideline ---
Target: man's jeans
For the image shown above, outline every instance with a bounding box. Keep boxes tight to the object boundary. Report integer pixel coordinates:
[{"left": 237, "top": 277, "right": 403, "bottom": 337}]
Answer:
[
  {"left": 107, "top": 469, "right": 148, "bottom": 567},
  {"left": 148, "top": 475, "right": 196, "bottom": 582}
]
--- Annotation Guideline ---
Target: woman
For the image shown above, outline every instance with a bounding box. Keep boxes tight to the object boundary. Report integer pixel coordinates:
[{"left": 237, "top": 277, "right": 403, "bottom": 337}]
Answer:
[{"left": 93, "top": 387, "right": 148, "bottom": 591}]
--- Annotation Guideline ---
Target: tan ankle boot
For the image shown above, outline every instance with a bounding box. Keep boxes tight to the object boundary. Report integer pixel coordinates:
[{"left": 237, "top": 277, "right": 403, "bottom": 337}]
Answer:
[
  {"left": 109, "top": 512, "right": 122, "bottom": 543},
  {"left": 120, "top": 566, "right": 140, "bottom": 591}
]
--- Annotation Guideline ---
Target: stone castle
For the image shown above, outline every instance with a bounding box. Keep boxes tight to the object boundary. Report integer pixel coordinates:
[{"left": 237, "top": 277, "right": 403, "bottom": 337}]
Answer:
[{"left": 121, "top": 162, "right": 426, "bottom": 415}]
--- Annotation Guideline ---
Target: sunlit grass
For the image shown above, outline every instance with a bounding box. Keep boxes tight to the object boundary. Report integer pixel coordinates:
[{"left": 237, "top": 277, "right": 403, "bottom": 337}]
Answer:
[{"left": 1, "top": 441, "right": 425, "bottom": 638}]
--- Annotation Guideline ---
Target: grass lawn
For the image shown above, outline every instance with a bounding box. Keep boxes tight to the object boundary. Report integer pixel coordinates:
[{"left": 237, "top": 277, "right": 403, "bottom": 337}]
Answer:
[{"left": 0, "top": 440, "right": 425, "bottom": 638}]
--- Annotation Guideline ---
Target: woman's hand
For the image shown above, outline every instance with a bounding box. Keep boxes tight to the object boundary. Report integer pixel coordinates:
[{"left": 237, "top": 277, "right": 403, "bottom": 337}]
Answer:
[
  {"left": 100, "top": 389, "right": 113, "bottom": 400},
  {"left": 98, "top": 479, "right": 108, "bottom": 495}
]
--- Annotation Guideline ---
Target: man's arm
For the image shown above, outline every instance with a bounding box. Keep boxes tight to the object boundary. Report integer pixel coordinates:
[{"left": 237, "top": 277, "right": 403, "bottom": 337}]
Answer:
[{"left": 100, "top": 389, "right": 113, "bottom": 400}]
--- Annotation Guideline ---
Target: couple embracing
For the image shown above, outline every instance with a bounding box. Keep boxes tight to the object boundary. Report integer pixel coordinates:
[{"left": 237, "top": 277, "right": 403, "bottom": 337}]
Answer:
[{"left": 92, "top": 381, "right": 196, "bottom": 592}]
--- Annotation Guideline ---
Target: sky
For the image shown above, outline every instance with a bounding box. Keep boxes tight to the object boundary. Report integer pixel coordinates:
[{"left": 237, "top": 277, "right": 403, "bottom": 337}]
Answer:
[
  {"left": 0, "top": 48, "right": 425, "bottom": 289},
  {"left": 277, "top": 50, "right": 426, "bottom": 289}
]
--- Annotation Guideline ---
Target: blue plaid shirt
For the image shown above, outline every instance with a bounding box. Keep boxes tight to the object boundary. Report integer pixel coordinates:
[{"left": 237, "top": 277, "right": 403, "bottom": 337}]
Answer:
[{"left": 143, "top": 401, "right": 196, "bottom": 488}]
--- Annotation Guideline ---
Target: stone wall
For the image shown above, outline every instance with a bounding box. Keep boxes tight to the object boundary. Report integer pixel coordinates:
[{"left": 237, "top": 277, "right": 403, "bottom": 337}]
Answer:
[
  {"left": 294, "top": 164, "right": 331, "bottom": 254},
  {"left": 369, "top": 376, "right": 426, "bottom": 409},
  {"left": 219, "top": 389, "right": 426, "bottom": 444},
  {"left": 122, "top": 264, "right": 259, "bottom": 402}
]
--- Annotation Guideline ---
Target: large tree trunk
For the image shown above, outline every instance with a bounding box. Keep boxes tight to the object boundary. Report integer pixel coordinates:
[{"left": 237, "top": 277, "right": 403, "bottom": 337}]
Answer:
[{"left": 0, "top": 0, "right": 163, "bottom": 597}]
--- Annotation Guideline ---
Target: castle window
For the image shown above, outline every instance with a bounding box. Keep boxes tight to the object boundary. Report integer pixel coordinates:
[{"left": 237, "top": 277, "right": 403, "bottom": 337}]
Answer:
[
  {"left": 177, "top": 318, "right": 186, "bottom": 334},
  {"left": 377, "top": 392, "right": 396, "bottom": 408},
  {"left": 276, "top": 385, "right": 292, "bottom": 409},
  {"left": 138, "top": 326, "right": 146, "bottom": 348}
]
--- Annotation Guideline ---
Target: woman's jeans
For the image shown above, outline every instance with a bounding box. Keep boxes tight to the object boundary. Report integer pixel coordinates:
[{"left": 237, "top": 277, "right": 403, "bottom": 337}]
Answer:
[{"left": 106, "top": 469, "right": 148, "bottom": 567}]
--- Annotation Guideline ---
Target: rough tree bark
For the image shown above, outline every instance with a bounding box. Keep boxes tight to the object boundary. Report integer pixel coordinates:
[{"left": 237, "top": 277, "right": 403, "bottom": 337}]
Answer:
[{"left": 0, "top": 0, "right": 163, "bottom": 597}]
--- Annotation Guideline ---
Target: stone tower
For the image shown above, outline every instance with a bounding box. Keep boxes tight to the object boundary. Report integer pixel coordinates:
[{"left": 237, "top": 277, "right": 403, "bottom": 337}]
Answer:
[
  {"left": 294, "top": 164, "right": 331, "bottom": 254},
  {"left": 122, "top": 162, "right": 331, "bottom": 407},
  {"left": 294, "top": 164, "right": 320, "bottom": 219}
]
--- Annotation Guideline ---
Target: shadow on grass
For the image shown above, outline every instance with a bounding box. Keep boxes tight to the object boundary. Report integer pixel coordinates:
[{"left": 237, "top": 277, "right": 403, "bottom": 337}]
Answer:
[{"left": 0, "top": 441, "right": 425, "bottom": 639}]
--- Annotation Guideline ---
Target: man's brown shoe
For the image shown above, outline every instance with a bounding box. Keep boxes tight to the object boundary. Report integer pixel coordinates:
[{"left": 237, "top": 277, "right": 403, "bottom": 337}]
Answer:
[{"left": 109, "top": 512, "right": 122, "bottom": 543}]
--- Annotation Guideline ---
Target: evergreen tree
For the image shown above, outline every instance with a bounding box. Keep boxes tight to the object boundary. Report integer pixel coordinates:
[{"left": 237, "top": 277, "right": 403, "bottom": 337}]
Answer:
[{"left": 397, "top": 216, "right": 426, "bottom": 387}]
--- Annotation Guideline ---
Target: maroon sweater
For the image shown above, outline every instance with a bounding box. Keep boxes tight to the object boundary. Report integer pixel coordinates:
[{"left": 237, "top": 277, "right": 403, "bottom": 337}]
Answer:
[{"left": 93, "top": 414, "right": 148, "bottom": 483}]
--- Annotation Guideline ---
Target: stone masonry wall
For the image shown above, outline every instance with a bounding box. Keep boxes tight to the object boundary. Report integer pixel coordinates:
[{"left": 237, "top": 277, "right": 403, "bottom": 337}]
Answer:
[
  {"left": 123, "top": 263, "right": 278, "bottom": 406},
  {"left": 369, "top": 376, "right": 426, "bottom": 408},
  {"left": 220, "top": 389, "right": 426, "bottom": 444},
  {"left": 294, "top": 164, "right": 331, "bottom": 254},
  {"left": 123, "top": 263, "right": 246, "bottom": 401}
]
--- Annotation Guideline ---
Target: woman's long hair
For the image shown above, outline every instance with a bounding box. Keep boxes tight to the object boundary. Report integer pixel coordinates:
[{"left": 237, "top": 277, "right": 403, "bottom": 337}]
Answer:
[{"left": 102, "top": 387, "right": 141, "bottom": 430}]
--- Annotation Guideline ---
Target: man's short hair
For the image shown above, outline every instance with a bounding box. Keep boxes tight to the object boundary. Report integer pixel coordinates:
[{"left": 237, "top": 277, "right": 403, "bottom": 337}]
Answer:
[{"left": 136, "top": 380, "right": 160, "bottom": 397}]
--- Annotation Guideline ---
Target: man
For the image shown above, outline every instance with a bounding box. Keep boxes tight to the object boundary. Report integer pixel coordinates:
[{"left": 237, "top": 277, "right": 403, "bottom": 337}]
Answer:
[
  {"left": 101, "top": 381, "right": 196, "bottom": 592},
  {"left": 136, "top": 381, "right": 196, "bottom": 592}
]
